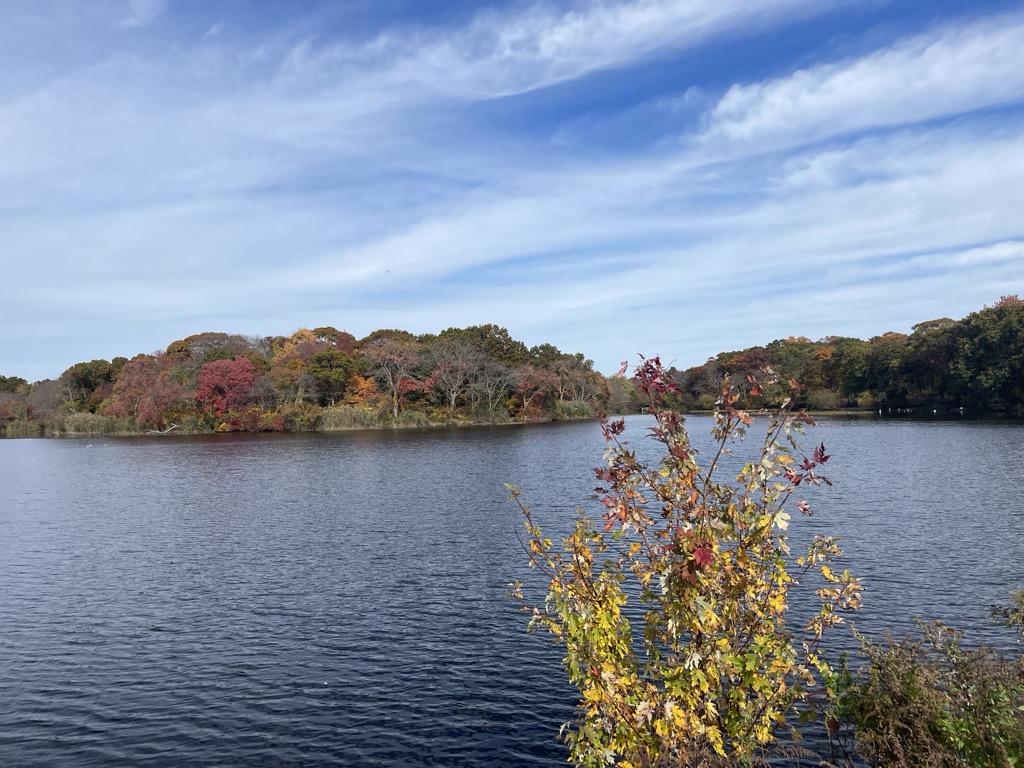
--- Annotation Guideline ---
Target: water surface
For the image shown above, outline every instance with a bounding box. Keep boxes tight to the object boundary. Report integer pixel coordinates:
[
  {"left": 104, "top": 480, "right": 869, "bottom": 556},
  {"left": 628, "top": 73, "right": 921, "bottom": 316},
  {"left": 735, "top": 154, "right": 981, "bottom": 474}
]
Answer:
[{"left": 1, "top": 416, "right": 1021, "bottom": 765}]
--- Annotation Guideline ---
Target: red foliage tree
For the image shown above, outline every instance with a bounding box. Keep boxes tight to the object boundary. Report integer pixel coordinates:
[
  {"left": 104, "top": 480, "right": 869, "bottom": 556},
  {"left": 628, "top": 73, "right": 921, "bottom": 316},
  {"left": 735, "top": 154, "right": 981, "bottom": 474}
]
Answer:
[
  {"left": 102, "top": 353, "right": 186, "bottom": 429},
  {"left": 196, "top": 357, "right": 257, "bottom": 417}
]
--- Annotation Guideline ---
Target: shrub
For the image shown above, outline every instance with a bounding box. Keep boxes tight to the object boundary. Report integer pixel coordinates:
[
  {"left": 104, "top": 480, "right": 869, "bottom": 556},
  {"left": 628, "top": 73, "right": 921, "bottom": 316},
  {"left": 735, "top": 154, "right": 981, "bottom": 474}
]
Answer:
[
  {"left": 260, "top": 403, "right": 323, "bottom": 432},
  {"left": 1, "top": 419, "right": 41, "bottom": 438},
  {"left": 509, "top": 357, "right": 862, "bottom": 767},
  {"left": 394, "top": 409, "right": 431, "bottom": 428},
  {"left": 991, "top": 588, "right": 1024, "bottom": 636},
  {"left": 806, "top": 388, "right": 842, "bottom": 411},
  {"left": 834, "top": 621, "right": 1024, "bottom": 767},
  {"left": 174, "top": 413, "right": 205, "bottom": 433},
  {"left": 555, "top": 400, "right": 596, "bottom": 420},
  {"left": 320, "top": 405, "right": 385, "bottom": 431},
  {"left": 62, "top": 412, "right": 136, "bottom": 436}
]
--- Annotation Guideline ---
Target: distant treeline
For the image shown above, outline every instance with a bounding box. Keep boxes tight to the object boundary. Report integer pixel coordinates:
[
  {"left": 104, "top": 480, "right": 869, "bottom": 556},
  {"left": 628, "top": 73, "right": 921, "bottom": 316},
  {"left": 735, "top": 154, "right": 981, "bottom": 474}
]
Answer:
[
  {"left": 0, "top": 325, "right": 621, "bottom": 437},
  {"left": 1, "top": 297, "right": 1022, "bottom": 437},
  {"left": 664, "top": 295, "right": 1024, "bottom": 416}
]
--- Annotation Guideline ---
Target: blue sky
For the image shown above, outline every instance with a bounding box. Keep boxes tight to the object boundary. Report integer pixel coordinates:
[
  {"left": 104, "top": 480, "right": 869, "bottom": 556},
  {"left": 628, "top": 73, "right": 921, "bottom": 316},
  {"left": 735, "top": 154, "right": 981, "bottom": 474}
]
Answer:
[{"left": 3, "top": 0, "right": 1023, "bottom": 382}]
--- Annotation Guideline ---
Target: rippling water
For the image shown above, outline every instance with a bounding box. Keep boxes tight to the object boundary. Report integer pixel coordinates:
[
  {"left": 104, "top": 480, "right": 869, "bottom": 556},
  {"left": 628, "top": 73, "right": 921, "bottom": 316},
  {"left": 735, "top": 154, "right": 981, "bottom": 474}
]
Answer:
[{"left": 1, "top": 416, "right": 1022, "bottom": 766}]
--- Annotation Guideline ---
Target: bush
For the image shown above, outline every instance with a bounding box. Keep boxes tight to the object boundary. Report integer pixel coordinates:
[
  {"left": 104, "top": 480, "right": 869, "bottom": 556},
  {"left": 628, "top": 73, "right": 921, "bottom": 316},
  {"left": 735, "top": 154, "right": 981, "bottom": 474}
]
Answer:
[
  {"left": 834, "top": 621, "right": 1024, "bottom": 767},
  {"left": 1, "top": 419, "right": 41, "bottom": 438},
  {"left": 806, "top": 388, "right": 842, "bottom": 411},
  {"left": 554, "top": 400, "right": 596, "bottom": 420},
  {"left": 394, "top": 409, "right": 431, "bottom": 428},
  {"left": 992, "top": 588, "right": 1024, "bottom": 636},
  {"left": 260, "top": 403, "right": 323, "bottom": 432},
  {"left": 62, "top": 412, "right": 137, "bottom": 436},
  {"left": 174, "top": 413, "right": 206, "bottom": 433},
  {"left": 509, "top": 357, "right": 862, "bottom": 767},
  {"left": 320, "top": 405, "right": 385, "bottom": 431},
  {"left": 855, "top": 391, "right": 879, "bottom": 409}
]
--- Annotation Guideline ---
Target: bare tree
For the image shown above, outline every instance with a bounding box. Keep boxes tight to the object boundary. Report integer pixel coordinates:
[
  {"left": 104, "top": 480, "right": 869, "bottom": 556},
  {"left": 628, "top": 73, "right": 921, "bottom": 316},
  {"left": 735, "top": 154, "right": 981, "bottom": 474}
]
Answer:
[
  {"left": 473, "top": 359, "right": 516, "bottom": 414},
  {"left": 428, "top": 340, "right": 485, "bottom": 416},
  {"left": 365, "top": 338, "right": 423, "bottom": 419}
]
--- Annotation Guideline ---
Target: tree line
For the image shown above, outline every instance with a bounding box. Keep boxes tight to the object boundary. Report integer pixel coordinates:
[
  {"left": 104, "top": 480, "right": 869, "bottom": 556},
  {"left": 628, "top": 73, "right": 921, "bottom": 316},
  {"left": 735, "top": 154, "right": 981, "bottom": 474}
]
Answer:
[
  {"left": 665, "top": 295, "right": 1024, "bottom": 416},
  {"left": 1, "top": 297, "right": 1021, "bottom": 437},
  {"left": 0, "top": 324, "right": 612, "bottom": 437}
]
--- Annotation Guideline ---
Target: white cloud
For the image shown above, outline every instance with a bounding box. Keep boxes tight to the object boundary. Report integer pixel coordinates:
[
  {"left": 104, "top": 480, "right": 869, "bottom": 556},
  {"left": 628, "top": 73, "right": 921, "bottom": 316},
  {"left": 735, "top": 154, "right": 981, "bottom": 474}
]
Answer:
[
  {"left": 276, "top": 0, "right": 840, "bottom": 99},
  {"left": 699, "top": 11, "right": 1024, "bottom": 154},
  {"left": 949, "top": 240, "right": 1024, "bottom": 267}
]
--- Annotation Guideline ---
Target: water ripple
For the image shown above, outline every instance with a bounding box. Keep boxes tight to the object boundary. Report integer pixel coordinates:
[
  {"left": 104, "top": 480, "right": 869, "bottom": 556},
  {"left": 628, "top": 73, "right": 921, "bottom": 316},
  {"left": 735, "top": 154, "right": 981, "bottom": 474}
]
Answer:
[{"left": 1, "top": 418, "right": 1022, "bottom": 765}]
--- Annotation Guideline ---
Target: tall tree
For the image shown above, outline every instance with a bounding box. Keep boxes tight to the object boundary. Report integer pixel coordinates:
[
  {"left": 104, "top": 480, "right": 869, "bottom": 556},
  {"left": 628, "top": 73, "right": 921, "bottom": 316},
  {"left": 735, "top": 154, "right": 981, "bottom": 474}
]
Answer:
[
  {"left": 473, "top": 359, "right": 516, "bottom": 414},
  {"left": 364, "top": 337, "right": 423, "bottom": 419},
  {"left": 427, "top": 339, "right": 484, "bottom": 416},
  {"left": 307, "top": 348, "right": 355, "bottom": 406}
]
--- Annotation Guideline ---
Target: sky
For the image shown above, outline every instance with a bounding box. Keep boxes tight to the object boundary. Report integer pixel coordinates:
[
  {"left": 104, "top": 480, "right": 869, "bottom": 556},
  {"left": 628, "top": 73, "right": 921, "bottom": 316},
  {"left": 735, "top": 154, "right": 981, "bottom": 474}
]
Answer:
[{"left": 3, "top": 0, "right": 1024, "bottom": 382}]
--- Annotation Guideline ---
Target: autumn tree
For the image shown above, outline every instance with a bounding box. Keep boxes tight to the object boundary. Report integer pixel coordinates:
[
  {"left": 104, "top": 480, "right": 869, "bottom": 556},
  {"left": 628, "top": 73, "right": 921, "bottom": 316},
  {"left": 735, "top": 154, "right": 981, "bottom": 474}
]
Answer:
[
  {"left": 0, "top": 393, "right": 27, "bottom": 425},
  {"left": 510, "top": 357, "right": 861, "bottom": 767},
  {"left": 311, "top": 326, "right": 357, "bottom": 353},
  {"left": 364, "top": 336, "right": 423, "bottom": 420},
  {"left": 102, "top": 353, "right": 186, "bottom": 428},
  {"left": 514, "top": 365, "right": 557, "bottom": 421},
  {"left": 167, "top": 332, "right": 269, "bottom": 363},
  {"left": 195, "top": 357, "right": 257, "bottom": 417},
  {"left": 267, "top": 329, "right": 323, "bottom": 407},
  {"left": 473, "top": 359, "right": 516, "bottom": 414},
  {"left": 427, "top": 339, "right": 485, "bottom": 416},
  {"left": 342, "top": 373, "right": 379, "bottom": 407}
]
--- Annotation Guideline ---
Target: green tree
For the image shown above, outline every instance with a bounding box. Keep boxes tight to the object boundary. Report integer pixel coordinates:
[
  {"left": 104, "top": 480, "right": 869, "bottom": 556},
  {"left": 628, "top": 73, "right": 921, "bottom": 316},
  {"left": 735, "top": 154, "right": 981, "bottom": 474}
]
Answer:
[
  {"left": 58, "top": 359, "right": 117, "bottom": 413},
  {"left": 949, "top": 297, "right": 1024, "bottom": 414},
  {"left": 0, "top": 375, "right": 29, "bottom": 394},
  {"left": 307, "top": 348, "right": 356, "bottom": 406}
]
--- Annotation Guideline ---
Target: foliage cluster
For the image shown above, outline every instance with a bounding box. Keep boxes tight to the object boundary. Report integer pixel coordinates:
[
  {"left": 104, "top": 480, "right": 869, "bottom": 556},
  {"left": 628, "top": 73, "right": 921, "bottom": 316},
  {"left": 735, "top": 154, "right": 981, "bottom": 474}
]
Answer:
[
  {"left": 667, "top": 296, "right": 1024, "bottom": 415},
  {"left": 0, "top": 325, "right": 609, "bottom": 436},
  {"left": 833, "top": 620, "right": 1024, "bottom": 768},
  {"left": 510, "top": 357, "right": 862, "bottom": 766}
]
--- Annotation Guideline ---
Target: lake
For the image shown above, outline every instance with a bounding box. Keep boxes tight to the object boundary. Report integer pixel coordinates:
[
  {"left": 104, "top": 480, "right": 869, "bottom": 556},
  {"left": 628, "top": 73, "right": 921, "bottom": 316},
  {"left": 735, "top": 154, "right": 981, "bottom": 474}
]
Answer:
[{"left": 1, "top": 415, "right": 1022, "bottom": 766}]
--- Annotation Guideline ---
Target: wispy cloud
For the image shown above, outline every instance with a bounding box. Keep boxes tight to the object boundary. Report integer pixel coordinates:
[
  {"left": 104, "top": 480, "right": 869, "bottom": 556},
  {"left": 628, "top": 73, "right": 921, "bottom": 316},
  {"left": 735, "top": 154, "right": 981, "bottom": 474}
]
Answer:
[
  {"left": 255, "top": 0, "right": 842, "bottom": 105},
  {"left": 698, "top": 11, "right": 1024, "bottom": 154},
  {"left": 121, "top": 0, "right": 168, "bottom": 28}
]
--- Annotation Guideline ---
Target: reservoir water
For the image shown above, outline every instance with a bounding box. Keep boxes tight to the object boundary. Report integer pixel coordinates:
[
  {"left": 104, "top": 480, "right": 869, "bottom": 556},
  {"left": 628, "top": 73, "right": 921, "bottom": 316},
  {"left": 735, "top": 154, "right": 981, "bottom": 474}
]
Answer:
[{"left": 1, "top": 415, "right": 1022, "bottom": 766}]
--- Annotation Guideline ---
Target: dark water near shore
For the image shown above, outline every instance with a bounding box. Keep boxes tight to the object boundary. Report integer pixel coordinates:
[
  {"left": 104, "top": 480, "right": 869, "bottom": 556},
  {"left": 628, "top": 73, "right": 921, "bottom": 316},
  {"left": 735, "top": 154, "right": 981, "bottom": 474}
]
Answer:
[{"left": 1, "top": 416, "right": 1022, "bottom": 766}]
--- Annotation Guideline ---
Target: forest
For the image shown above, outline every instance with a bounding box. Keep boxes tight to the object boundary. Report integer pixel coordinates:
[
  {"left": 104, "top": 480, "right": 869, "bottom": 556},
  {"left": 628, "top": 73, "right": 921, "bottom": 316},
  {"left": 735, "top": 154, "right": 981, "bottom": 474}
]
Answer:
[
  {"left": 0, "top": 324, "right": 614, "bottom": 437},
  {"left": 0, "top": 296, "right": 1022, "bottom": 437},
  {"left": 665, "top": 295, "right": 1024, "bottom": 416}
]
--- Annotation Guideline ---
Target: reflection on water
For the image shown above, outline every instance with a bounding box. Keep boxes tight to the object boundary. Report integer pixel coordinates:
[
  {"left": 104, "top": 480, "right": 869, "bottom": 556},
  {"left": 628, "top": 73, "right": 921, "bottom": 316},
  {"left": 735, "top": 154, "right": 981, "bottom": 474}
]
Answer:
[{"left": 1, "top": 417, "right": 1022, "bottom": 766}]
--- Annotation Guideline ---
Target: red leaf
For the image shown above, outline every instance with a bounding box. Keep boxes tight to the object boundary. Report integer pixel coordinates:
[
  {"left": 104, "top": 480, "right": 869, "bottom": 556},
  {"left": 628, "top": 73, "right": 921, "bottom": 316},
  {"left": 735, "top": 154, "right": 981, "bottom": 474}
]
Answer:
[{"left": 693, "top": 547, "right": 714, "bottom": 568}]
